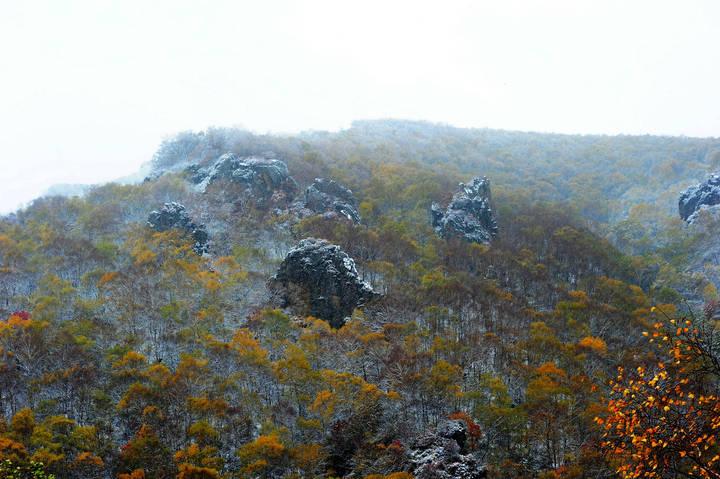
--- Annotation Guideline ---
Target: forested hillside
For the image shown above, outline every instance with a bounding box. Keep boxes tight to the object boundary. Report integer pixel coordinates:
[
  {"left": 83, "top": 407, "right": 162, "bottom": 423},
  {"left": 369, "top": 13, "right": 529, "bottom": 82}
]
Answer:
[
  {"left": 150, "top": 120, "right": 720, "bottom": 293},
  {"left": 1, "top": 120, "right": 718, "bottom": 478}
]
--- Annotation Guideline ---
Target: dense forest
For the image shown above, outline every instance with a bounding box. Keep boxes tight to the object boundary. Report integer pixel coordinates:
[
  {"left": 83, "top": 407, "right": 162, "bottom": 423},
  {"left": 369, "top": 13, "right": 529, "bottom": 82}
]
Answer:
[{"left": 0, "top": 120, "right": 718, "bottom": 478}]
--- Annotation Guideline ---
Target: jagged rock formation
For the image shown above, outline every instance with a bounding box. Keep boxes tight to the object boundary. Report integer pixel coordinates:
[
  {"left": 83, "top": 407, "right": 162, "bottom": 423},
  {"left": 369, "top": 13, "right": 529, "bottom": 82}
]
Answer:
[
  {"left": 679, "top": 174, "right": 720, "bottom": 223},
  {"left": 271, "top": 238, "right": 378, "bottom": 328},
  {"left": 186, "top": 153, "right": 298, "bottom": 207},
  {"left": 147, "top": 202, "right": 209, "bottom": 254},
  {"left": 431, "top": 177, "right": 498, "bottom": 244},
  {"left": 408, "top": 420, "right": 486, "bottom": 479},
  {"left": 304, "top": 178, "right": 361, "bottom": 223}
]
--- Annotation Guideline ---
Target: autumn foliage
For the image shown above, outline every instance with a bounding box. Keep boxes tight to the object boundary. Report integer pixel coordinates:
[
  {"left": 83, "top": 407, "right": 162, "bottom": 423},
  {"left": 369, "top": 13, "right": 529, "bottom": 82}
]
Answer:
[{"left": 597, "top": 305, "right": 720, "bottom": 478}]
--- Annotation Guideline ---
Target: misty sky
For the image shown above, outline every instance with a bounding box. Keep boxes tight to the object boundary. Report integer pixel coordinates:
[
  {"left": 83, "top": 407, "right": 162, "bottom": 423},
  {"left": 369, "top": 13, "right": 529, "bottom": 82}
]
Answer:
[{"left": 1, "top": 0, "right": 719, "bottom": 213}]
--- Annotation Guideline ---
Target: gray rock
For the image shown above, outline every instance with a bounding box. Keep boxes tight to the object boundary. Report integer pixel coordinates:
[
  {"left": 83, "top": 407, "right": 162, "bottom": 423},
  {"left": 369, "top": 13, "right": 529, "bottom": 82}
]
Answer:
[
  {"left": 188, "top": 153, "right": 298, "bottom": 206},
  {"left": 432, "top": 177, "right": 498, "bottom": 244},
  {"left": 408, "top": 420, "right": 486, "bottom": 479},
  {"left": 271, "top": 238, "right": 378, "bottom": 328},
  {"left": 147, "top": 202, "right": 209, "bottom": 255},
  {"left": 679, "top": 174, "right": 720, "bottom": 223},
  {"left": 304, "top": 178, "right": 361, "bottom": 223}
]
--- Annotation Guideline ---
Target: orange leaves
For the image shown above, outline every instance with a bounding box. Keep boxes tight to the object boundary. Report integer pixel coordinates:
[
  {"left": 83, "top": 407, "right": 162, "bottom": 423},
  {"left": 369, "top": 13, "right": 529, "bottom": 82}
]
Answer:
[
  {"left": 74, "top": 451, "right": 104, "bottom": 467},
  {"left": 0, "top": 312, "right": 34, "bottom": 333},
  {"left": 237, "top": 433, "right": 287, "bottom": 475},
  {"left": 176, "top": 463, "right": 220, "bottom": 479},
  {"left": 0, "top": 437, "right": 28, "bottom": 462},
  {"left": 118, "top": 469, "right": 146, "bottom": 479},
  {"left": 97, "top": 271, "right": 119, "bottom": 286},
  {"left": 597, "top": 312, "right": 720, "bottom": 479},
  {"left": 537, "top": 362, "right": 567, "bottom": 377}
]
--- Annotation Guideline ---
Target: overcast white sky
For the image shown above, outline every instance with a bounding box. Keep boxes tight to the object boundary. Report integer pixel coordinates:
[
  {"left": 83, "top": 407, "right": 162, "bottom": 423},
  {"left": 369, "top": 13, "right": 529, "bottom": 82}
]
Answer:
[{"left": 1, "top": 0, "right": 719, "bottom": 213}]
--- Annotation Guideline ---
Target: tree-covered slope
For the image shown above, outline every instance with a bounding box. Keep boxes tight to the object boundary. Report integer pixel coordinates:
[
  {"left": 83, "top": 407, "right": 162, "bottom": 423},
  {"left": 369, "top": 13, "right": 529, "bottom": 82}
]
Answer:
[{"left": 0, "top": 121, "right": 718, "bottom": 478}]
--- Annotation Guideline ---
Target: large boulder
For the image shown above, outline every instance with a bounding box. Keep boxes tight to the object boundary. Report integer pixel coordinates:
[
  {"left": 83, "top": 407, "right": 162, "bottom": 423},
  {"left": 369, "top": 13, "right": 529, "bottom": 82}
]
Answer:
[
  {"left": 271, "top": 238, "right": 378, "bottom": 328},
  {"left": 679, "top": 174, "right": 720, "bottom": 223},
  {"left": 147, "top": 202, "right": 209, "bottom": 254},
  {"left": 408, "top": 420, "right": 486, "bottom": 479},
  {"left": 304, "top": 178, "right": 361, "bottom": 223},
  {"left": 431, "top": 177, "right": 498, "bottom": 244},
  {"left": 188, "top": 153, "right": 298, "bottom": 207}
]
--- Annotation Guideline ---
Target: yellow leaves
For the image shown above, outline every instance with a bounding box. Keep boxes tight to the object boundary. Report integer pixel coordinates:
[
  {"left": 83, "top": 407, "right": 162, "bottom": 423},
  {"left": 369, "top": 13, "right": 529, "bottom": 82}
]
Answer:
[
  {"left": 311, "top": 390, "right": 337, "bottom": 417},
  {"left": 230, "top": 328, "right": 269, "bottom": 368},
  {"left": 577, "top": 336, "right": 608, "bottom": 355},
  {"left": 112, "top": 351, "right": 147, "bottom": 370},
  {"left": 131, "top": 244, "right": 157, "bottom": 266},
  {"left": 197, "top": 270, "right": 222, "bottom": 292},
  {"left": 237, "top": 434, "right": 285, "bottom": 463},
  {"left": 273, "top": 344, "right": 314, "bottom": 385},
  {"left": 186, "top": 397, "right": 229, "bottom": 416},
  {"left": 600, "top": 314, "right": 720, "bottom": 479},
  {"left": 426, "top": 360, "right": 463, "bottom": 399},
  {"left": 387, "top": 390, "right": 402, "bottom": 401}
]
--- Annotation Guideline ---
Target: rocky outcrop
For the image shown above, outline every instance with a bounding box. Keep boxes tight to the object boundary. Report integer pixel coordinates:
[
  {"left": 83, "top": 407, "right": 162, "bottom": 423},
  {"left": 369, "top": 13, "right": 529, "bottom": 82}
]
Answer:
[
  {"left": 431, "top": 177, "right": 498, "bottom": 244},
  {"left": 147, "top": 202, "right": 209, "bottom": 254},
  {"left": 271, "top": 238, "right": 378, "bottom": 328},
  {"left": 408, "top": 420, "right": 486, "bottom": 479},
  {"left": 679, "top": 174, "right": 720, "bottom": 223},
  {"left": 187, "top": 153, "right": 298, "bottom": 207},
  {"left": 304, "top": 178, "right": 361, "bottom": 223}
]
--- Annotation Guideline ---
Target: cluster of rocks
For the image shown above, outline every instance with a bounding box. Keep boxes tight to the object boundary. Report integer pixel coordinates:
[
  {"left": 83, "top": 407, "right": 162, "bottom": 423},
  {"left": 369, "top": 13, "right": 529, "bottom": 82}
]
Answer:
[
  {"left": 304, "top": 178, "right": 361, "bottom": 223},
  {"left": 186, "top": 153, "right": 299, "bottom": 207},
  {"left": 147, "top": 202, "right": 209, "bottom": 254},
  {"left": 679, "top": 174, "right": 720, "bottom": 223},
  {"left": 153, "top": 156, "right": 505, "bottom": 329},
  {"left": 407, "top": 420, "right": 486, "bottom": 479},
  {"left": 431, "top": 177, "right": 498, "bottom": 244},
  {"left": 271, "top": 238, "right": 378, "bottom": 328}
]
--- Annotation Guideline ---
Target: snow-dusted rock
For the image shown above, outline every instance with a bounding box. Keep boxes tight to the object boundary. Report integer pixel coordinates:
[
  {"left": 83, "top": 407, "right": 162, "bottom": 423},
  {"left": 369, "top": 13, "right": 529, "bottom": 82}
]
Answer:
[
  {"left": 271, "top": 238, "right": 378, "bottom": 328},
  {"left": 408, "top": 420, "right": 486, "bottom": 479},
  {"left": 304, "top": 178, "right": 361, "bottom": 223},
  {"left": 187, "top": 153, "right": 298, "bottom": 207},
  {"left": 679, "top": 174, "right": 720, "bottom": 223},
  {"left": 431, "top": 177, "right": 498, "bottom": 244},
  {"left": 147, "top": 202, "right": 209, "bottom": 254}
]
